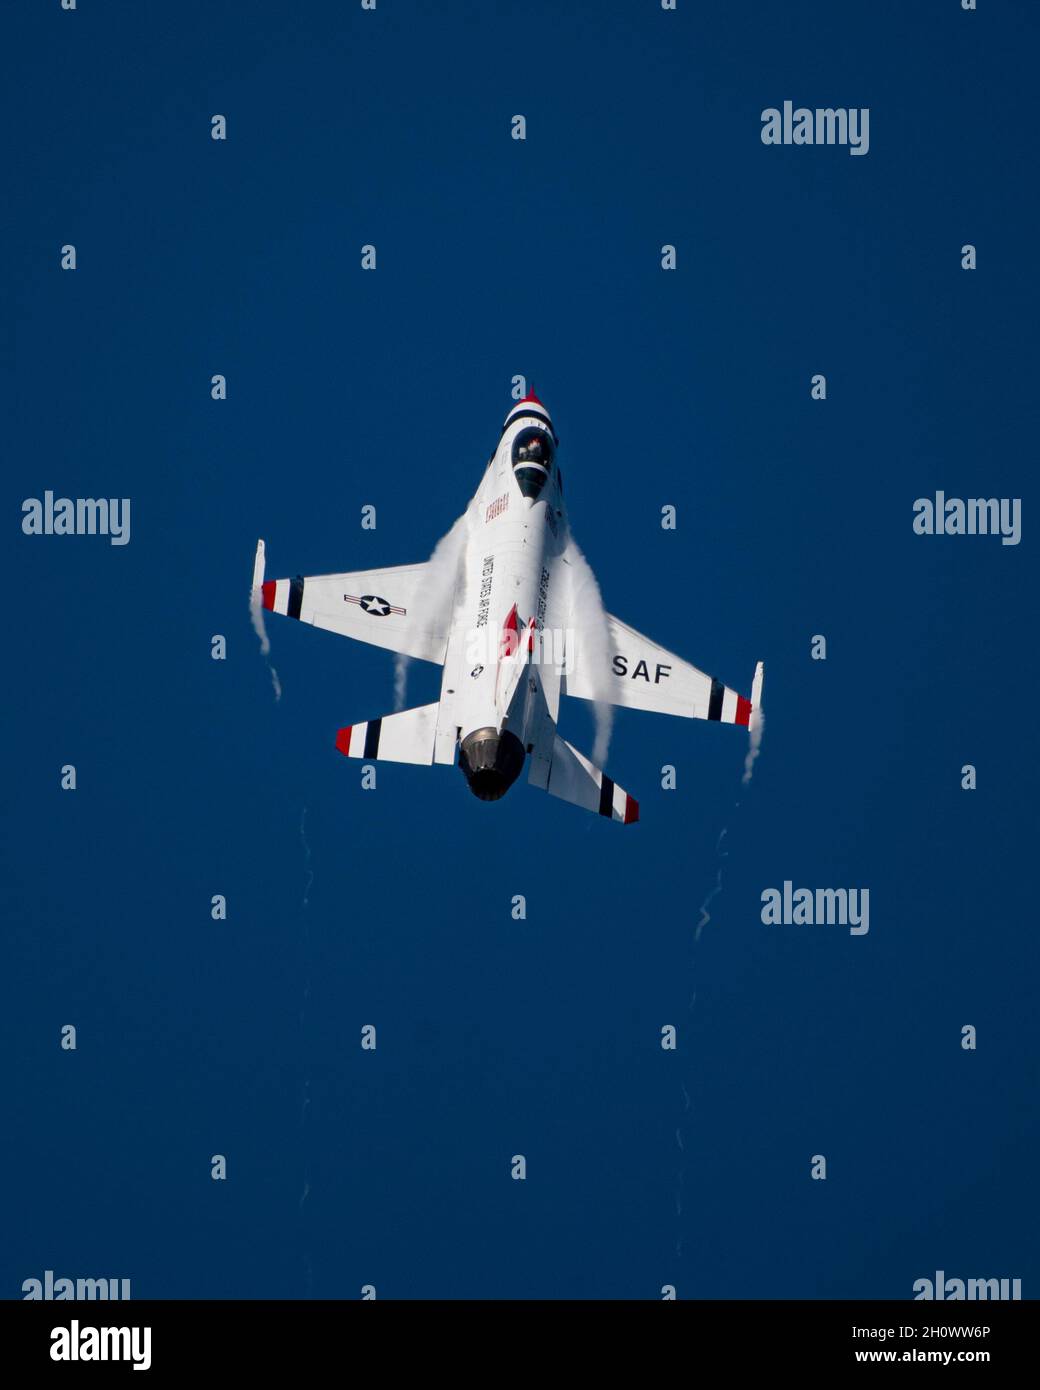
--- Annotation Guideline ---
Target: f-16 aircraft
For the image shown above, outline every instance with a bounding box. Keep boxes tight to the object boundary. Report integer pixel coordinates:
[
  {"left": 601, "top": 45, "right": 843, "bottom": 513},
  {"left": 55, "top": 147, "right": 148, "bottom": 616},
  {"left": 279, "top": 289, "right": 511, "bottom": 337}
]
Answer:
[{"left": 251, "top": 391, "right": 763, "bottom": 824}]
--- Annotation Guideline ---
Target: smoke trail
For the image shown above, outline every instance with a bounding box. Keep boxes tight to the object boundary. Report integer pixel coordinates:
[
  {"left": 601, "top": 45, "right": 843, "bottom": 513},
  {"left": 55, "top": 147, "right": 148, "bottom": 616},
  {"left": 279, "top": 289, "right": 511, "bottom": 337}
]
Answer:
[
  {"left": 393, "top": 654, "right": 410, "bottom": 712},
  {"left": 675, "top": 820, "right": 731, "bottom": 1254},
  {"left": 698, "top": 681, "right": 765, "bottom": 934},
  {"left": 395, "top": 504, "right": 475, "bottom": 685},
  {"left": 695, "top": 827, "right": 729, "bottom": 941},
  {"left": 592, "top": 703, "right": 614, "bottom": 767},
  {"left": 424, "top": 506, "right": 474, "bottom": 617},
  {"left": 249, "top": 587, "right": 282, "bottom": 701},
  {"left": 676, "top": 686, "right": 764, "bottom": 1254},
  {"left": 742, "top": 706, "right": 765, "bottom": 785},
  {"left": 561, "top": 532, "right": 614, "bottom": 765}
]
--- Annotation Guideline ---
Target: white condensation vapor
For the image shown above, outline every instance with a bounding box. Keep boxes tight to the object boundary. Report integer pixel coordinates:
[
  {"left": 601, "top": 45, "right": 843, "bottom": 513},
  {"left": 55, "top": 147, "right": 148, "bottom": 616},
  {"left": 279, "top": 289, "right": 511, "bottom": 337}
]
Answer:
[
  {"left": 677, "top": 676, "right": 764, "bottom": 1259},
  {"left": 561, "top": 531, "right": 614, "bottom": 765},
  {"left": 397, "top": 504, "right": 475, "bottom": 688},
  {"left": 426, "top": 504, "right": 475, "bottom": 614},
  {"left": 249, "top": 587, "right": 282, "bottom": 701},
  {"left": 695, "top": 827, "right": 729, "bottom": 940},
  {"left": 393, "top": 653, "right": 410, "bottom": 712},
  {"left": 742, "top": 705, "right": 765, "bottom": 785},
  {"left": 699, "top": 684, "right": 765, "bottom": 932}
]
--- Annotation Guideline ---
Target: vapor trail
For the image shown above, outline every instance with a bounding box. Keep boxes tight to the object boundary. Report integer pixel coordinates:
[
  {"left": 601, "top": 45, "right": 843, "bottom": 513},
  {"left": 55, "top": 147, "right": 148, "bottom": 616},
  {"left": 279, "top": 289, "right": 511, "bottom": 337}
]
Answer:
[
  {"left": 676, "top": 682, "right": 765, "bottom": 1257},
  {"left": 422, "top": 505, "right": 474, "bottom": 621},
  {"left": 393, "top": 654, "right": 410, "bottom": 712},
  {"left": 695, "top": 827, "right": 729, "bottom": 941},
  {"left": 394, "top": 504, "right": 475, "bottom": 695},
  {"left": 249, "top": 587, "right": 282, "bottom": 701},
  {"left": 742, "top": 706, "right": 765, "bottom": 785},
  {"left": 561, "top": 532, "right": 614, "bottom": 765}
]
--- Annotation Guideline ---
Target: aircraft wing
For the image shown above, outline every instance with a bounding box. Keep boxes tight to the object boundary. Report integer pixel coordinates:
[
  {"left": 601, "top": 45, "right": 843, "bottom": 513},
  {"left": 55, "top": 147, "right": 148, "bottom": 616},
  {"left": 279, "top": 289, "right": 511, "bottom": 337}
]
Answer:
[
  {"left": 252, "top": 540, "right": 451, "bottom": 665},
  {"left": 563, "top": 612, "right": 760, "bottom": 726}
]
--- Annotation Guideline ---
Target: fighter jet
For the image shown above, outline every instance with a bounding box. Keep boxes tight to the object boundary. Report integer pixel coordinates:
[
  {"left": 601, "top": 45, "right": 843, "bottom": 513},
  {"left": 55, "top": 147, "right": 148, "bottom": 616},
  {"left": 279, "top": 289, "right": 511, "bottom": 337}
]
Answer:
[{"left": 251, "top": 391, "right": 763, "bottom": 824}]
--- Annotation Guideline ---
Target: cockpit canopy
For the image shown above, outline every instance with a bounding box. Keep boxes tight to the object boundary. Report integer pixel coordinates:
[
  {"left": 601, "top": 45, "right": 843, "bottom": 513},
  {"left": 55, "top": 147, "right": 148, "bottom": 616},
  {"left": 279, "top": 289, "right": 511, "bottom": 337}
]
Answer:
[{"left": 511, "top": 426, "right": 555, "bottom": 500}]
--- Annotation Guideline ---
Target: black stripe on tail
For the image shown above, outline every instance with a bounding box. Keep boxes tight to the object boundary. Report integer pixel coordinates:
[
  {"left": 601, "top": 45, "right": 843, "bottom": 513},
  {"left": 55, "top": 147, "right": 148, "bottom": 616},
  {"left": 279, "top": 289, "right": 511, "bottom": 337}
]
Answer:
[
  {"left": 288, "top": 575, "right": 305, "bottom": 620},
  {"left": 707, "top": 678, "right": 725, "bottom": 721}
]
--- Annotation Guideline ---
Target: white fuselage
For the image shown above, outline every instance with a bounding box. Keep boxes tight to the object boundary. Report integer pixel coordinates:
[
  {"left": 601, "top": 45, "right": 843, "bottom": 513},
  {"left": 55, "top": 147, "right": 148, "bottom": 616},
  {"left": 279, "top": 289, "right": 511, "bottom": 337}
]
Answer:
[{"left": 433, "top": 398, "right": 568, "bottom": 796}]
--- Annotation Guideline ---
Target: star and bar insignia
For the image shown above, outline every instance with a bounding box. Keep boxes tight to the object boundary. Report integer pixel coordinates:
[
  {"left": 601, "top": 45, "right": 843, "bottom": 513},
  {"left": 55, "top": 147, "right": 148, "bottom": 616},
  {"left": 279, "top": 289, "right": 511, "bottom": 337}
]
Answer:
[{"left": 343, "top": 593, "right": 406, "bottom": 617}]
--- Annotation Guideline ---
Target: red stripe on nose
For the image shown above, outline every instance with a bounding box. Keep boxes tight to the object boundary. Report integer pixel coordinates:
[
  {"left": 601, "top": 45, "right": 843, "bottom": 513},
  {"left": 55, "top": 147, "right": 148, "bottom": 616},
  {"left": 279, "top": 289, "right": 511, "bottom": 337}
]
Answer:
[
  {"left": 261, "top": 580, "right": 277, "bottom": 611},
  {"left": 735, "top": 696, "right": 752, "bottom": 727}
]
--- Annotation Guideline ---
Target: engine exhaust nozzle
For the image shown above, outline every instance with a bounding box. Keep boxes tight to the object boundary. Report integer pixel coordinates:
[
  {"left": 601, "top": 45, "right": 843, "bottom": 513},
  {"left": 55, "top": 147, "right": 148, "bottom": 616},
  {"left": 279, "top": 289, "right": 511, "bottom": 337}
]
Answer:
[{"left": 458, "top": 726, "right": 526, "bottom": 802}]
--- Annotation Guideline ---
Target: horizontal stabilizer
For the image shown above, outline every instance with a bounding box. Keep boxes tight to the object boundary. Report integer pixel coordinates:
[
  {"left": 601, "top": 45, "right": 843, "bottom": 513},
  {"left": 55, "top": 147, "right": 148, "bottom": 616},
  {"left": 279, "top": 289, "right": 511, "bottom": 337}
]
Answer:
[
  {"left": 542, "top": 735, "right": 639, "bottom": 825},
  {"left": 335, "top": 703, "right": 439, "bottom": 765}
]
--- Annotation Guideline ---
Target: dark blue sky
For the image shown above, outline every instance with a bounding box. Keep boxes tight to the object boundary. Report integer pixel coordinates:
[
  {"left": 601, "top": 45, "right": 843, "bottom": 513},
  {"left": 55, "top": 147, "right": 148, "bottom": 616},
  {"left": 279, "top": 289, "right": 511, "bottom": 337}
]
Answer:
[{"left": 4, "top": 1, "right": 1037, "bottom": 1299}]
